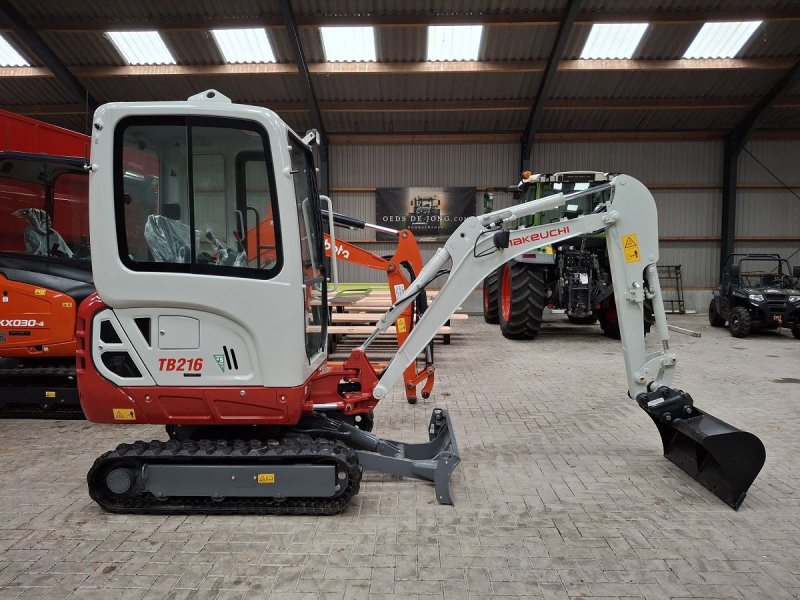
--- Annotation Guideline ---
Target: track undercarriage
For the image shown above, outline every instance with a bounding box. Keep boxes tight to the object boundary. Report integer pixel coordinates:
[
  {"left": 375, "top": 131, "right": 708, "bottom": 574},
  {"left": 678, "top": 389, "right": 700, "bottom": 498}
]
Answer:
[{"left": 88, "top": 409, "right": 459, "bottom": 515}]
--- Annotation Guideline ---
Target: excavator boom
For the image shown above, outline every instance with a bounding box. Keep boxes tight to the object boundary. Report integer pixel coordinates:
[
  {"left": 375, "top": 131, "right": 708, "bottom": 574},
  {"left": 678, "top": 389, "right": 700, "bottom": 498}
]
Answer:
[{"left": 364, "top": 175, "right": 765, "bottom": 509}]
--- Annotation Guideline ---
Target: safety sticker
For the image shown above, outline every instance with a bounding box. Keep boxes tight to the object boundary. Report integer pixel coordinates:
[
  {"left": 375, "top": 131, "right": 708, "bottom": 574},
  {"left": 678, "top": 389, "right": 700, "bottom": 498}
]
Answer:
[
  {"left": 621, "top": 234, "right": 640, "bottom": 263},
  {"left": 396, "top": 318, "right": 407, "bottom": 333},
  {"left": 393, "top": 283, "right": 406, "bottom": 299},
  {"left": 214, "top": 355, "right": 226, "bottom": 372},
  {"left": 257, "top": 473, "right": 275, "bottom": 484},
  {"left": 45, "top": 391, "right": 56, "bottom": 398},
  {"left": 112, "top": 408, "right": 136, "bottom": 421},
  {"left": 62, "top": 302, "right": 73, "bottom": 308},
  {"left": 34, "top": 288, "right": 46, "bottom": 296}
]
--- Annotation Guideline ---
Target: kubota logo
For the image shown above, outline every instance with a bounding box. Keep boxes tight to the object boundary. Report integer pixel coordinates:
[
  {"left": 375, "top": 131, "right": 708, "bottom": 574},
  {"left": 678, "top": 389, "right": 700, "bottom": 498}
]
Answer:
[
  {"left": 0, "top": 319, "right": 44, "bottom": 327},
  {"left": 509, "top": 226, "right": 571, "bottom": 247},
  {"left": 324, "top": 238, "right": 350, "bottom": 259}
]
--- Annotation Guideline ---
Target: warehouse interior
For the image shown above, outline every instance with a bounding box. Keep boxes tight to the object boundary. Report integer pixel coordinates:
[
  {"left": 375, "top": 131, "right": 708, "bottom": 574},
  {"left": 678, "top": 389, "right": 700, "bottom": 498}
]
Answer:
[{"left": 0, "top": 1, "right": 799, "bottom": 599}]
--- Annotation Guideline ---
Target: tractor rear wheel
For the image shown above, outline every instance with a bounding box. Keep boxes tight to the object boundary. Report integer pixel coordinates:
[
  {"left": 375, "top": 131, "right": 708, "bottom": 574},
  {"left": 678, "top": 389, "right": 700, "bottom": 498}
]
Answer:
[
  {"left": 483, "top": 271, "right": 499, "bottom": 324},
  {"left": 498, "top": 262, "right": 546, "bottom": 340},
  {"left": 708, "top": 300, "right": 726, "bottom": 327},
  {"left": 729, "top": 306, "right": 752, "bottom": 338}
]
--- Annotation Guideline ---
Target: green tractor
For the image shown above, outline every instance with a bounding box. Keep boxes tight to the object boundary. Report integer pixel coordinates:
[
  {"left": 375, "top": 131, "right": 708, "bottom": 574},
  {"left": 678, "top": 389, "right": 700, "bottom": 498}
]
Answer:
[{"left": 483, "top": 171, "right": 625, "bottom": 339}]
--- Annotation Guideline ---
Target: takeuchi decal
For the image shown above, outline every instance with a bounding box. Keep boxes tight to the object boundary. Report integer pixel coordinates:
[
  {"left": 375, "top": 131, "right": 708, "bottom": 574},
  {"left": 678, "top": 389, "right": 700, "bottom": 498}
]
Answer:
[{"left": 509, "top": 226, "right": 571, "bottom": 247}]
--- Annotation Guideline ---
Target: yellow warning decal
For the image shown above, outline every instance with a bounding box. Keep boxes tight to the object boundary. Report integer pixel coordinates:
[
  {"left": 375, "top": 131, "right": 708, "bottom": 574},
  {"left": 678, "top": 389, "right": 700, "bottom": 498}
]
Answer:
[
  {"left": 396, "top": 318, "right": 407, "bottom": 334},
  {"left": 545, "top": 246, "right": 554, "bottom": 255},
  {"left": 45, "top": 391, "right": 56, "bottom": 398},
  {"left": 257, "top": 473, "right": 275, "bottom": 484},
  {"left": 62, "top": 302, "right": 73, "bottom": 308},
  {"left": 112, "top": 408, "right": 136, "bottom": 421},
  {"left": 34, "top": 288, "right": 46, "bottom": 296},
  {"left": 621, "top": 234, "right": 640, "bottom": 263}
]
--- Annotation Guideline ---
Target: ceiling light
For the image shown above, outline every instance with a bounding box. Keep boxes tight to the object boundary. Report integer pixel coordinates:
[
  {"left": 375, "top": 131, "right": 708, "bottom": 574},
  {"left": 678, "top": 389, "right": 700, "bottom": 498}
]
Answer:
[
  {"left": 427, "top": 25, "right": 483, "bottom": 61},
  {"left": 684, "top": 21, "right": 762, "bottom": 59},
  {"left": 212, "top": 28, "right": 275, "bottom": 63},
  {"left": 580, "top": 23, "right": 649, "bottom": 60},
  {"left": 320, "top": 27, "right": 376, "bottom": 62},
  {"left": 106, "top": 31, "right": 176, "bottom": 65}
]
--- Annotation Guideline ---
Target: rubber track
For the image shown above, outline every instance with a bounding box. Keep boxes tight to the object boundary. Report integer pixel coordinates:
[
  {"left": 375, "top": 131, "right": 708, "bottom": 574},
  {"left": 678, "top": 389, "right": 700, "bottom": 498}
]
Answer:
[
  {"left": 499, "top": 263, "right": 546, "bottom": 340},
  {"left": 483, "top": 270, "right": 499, "bottom": 324},
  {"left": 0, "top": 361, "right": 83, "bottom": 419},
  {"left": 88, "top": 435, "right": 361, "bottom": 515}
]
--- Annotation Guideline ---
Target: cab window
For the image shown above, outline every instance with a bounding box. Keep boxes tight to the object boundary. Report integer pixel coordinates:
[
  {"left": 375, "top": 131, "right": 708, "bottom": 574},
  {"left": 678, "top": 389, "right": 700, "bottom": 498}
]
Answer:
[{"left": 114, "top": 116, "right": 281, "bottom": 278}]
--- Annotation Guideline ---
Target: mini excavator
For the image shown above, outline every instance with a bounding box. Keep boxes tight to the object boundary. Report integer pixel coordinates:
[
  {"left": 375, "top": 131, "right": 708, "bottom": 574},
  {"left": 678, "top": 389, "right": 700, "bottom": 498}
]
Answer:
[
  {"left": 78, "top": 91, "right": 765, "bottom": 514},
  {"left": 0, "top": 152, "right": 92, "bottom": 417}
]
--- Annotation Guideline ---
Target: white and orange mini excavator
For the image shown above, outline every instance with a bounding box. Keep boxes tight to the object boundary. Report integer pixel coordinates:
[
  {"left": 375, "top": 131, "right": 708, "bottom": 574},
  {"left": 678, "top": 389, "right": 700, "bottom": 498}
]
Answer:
[{"left": 77, "top": 91, "right": 765, "bottom": 514}]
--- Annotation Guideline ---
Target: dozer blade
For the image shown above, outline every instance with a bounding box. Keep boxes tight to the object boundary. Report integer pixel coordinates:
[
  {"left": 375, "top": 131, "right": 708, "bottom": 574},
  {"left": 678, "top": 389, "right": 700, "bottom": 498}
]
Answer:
[
  {"left": 327, "top": 408, "right": 460, "bottom": 504},
  {"left": 637, "top": 387, "right": 765, "bottom": 510}
]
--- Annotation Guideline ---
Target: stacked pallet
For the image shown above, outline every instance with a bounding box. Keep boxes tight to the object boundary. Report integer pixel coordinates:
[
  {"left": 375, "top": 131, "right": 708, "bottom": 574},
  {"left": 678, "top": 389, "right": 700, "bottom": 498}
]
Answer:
[{"left": 326, "top": 289, "right": 467, "bottom": 349}]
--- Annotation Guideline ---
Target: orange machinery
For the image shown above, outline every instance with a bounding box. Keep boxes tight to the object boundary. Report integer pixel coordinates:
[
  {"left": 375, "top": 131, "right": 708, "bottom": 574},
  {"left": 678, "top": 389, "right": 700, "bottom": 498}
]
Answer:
[{"left": 243, "top": 207, "right": 435, "bottom": 409}]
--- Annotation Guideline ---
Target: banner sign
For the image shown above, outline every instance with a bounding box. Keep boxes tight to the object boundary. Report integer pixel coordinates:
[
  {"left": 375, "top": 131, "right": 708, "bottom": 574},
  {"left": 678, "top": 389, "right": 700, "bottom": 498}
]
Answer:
[{"left": 375, "top": 187, "right": 476, "bottom": 241}]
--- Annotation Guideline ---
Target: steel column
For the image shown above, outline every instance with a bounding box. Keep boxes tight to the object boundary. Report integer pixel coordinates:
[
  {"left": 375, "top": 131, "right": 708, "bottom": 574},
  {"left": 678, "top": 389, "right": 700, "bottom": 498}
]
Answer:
[
  {"left": 280, "top": 0, "right": 329, "bottom": 194},
  {"left": 520, "top": 0, "right": 582, "bottom": 172},
  {"left": 719, "top": 60, "right": 800, "bottom": 267}
]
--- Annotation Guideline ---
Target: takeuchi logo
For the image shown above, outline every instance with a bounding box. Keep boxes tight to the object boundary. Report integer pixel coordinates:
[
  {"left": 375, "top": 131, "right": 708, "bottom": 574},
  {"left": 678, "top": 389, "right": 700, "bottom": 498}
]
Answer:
[{"left": 509, "top": 226, "right": 571, "bottom": 247}]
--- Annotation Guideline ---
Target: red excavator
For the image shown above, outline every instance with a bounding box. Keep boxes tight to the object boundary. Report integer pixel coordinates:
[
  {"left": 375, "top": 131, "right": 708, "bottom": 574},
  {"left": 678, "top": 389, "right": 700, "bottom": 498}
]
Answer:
[{"left": 77, "top": 91, "right": 764, "bottom": 514}]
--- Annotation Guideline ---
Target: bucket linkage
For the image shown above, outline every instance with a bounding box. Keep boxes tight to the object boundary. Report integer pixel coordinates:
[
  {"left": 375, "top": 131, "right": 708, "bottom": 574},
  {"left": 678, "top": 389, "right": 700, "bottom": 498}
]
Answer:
[{"left": 637, "top": 387, "right": 766, "bottom": 509}]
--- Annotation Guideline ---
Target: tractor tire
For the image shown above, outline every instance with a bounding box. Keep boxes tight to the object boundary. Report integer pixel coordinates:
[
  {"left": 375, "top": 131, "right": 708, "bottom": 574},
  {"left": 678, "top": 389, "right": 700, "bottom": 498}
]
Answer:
[
  {"left": 483, "top": 271, "right": 499, "bottom": 324},
  {"left": 599, "top": 315, "right": 621, "bottom": 339},
  {"left": 567, "top": 315, "right": 597, "bottom": 325},
  {"left": 729, "top": 306, "right": 752, "bottom": 338},
  {"left": 498, "top": 262, "right": 546, "bottom": 340},
  {"left": 708, "top": 299, "right": 726, "bottom": 327}
]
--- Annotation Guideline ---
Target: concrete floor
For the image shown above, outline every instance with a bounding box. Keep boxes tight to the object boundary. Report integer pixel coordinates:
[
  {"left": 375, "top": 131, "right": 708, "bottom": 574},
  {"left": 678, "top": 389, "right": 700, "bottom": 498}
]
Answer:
[{"left": 1, "top": 314, "right": 799, "bottom": 599}]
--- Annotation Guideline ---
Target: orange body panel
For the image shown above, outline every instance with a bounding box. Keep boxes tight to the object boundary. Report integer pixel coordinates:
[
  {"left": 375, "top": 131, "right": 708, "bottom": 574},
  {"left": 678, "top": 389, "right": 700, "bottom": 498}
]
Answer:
[
  {"left": 0, "top": 272, "right": 77, "bottom": 357},
  {"left": 324, "top": 229, "right": 435, "bottom": 402}
]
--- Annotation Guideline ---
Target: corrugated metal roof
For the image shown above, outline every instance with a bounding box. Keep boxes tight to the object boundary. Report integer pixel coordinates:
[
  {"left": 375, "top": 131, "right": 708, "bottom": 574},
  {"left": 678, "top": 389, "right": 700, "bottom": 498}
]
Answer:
[
  {"left": 313, "top": 72, "right": 541, "bottom": 102},
  {"left": 549, "top": 69, "right": 788, "bottom": 100},
  {"left": 1, "top": 0, "right": 798, "bottom": 136}
]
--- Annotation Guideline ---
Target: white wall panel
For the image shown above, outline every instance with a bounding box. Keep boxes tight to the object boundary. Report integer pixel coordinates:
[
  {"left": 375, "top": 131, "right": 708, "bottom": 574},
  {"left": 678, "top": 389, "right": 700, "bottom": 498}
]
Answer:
[{"left": 328, "top": 138, "right": 798, "bottom": 295}]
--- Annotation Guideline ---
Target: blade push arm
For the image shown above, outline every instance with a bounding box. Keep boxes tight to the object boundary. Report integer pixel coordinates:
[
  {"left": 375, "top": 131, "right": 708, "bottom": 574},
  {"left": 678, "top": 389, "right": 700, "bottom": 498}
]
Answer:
[{"left": 363, "top": 175, "right": 676, "bottom": 400}]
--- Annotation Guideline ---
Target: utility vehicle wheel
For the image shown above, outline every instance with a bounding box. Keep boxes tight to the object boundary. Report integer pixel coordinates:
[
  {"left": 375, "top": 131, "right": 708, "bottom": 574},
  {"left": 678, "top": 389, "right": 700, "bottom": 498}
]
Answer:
[
  {"left": 729, "top": 306, "right": 752, "bottom": 338},
  {"left": 708, "top": 300, "right": 726, "bottom": 327},
  {"left": 498, "top": 262, "right": 546, "bottom": 340},
  {"left": 483, "top": 271, "right": 499, "bottom": 324},
  {"left": 567, "top": 315, "right": 597, "bottom": 325},
  {"left": 792, "top": 326, "right": 800, "bottom": 340}
]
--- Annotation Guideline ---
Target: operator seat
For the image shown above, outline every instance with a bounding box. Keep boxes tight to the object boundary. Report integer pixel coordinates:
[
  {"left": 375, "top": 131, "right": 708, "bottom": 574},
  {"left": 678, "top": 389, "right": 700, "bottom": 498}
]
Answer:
[
  {"left": 13, "top": 208, "right": 74, "bottom": 258},
  {"left": 143, "top": 213, "right": 194, "bottom": 263}
]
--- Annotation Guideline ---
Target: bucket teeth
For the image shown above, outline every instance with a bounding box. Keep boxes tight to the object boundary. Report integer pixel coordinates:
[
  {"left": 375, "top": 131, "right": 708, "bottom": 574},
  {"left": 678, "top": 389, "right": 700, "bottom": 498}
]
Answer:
[{"left": 637, "top": 387, "right": 766, "bottom": 510}]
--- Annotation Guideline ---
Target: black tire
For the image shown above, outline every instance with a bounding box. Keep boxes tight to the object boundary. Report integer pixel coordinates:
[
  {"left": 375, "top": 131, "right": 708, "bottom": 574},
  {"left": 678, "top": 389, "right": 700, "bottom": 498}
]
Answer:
[
  {"left": 729, "top": 306, "right": 752, "bottom": 338},
  {"left": 567, "top": 315, "right": 597, "bottom": 325},
  {"left": 483, "top": 271, "right": 499, "bottom": 324},
  {"left": 792, "top": 326, "right": 800, "bottom": 340},
  {"left": 708, "top": 299, "right": 726, "bottom": 327},
  {"left": 498, "top": 262, "right": 546, "bottom": 340},
  {"left": 599, "top": 314, "right": 621, "bottom": 339}
]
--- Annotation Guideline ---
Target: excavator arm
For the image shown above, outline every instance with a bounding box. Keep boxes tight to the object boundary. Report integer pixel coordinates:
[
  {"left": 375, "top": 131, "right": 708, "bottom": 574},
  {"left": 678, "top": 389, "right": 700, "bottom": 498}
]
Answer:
[{"left": 360, "top": 174, "right": 765, "bottom": 509}]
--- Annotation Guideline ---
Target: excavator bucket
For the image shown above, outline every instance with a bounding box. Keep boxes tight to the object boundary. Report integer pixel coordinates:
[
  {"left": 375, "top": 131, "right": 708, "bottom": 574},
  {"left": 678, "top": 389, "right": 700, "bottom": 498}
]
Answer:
[{"left": 637, "top": 388, "right": 765, "bottom": 510}]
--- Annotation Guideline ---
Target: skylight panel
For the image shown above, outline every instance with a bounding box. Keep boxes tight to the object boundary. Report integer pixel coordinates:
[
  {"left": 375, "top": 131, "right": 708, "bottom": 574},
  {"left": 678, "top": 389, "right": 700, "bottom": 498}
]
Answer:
[
  {"left": 427, "top": 25, "right": 483, "bottom": 61},
  {"left": 212, "top": 28, "right": 275, "bottom": 63},
  {"left": 320, "top": 27, "right": 376, "bottom": 62},
  {"left": 683, "top": 21, "right": 761, "bottom": 59},
  {"left": 0, "top": 34, "right": 29, "bottom": 67},
  {"left": 580, "top": 23, "right": 649, "bottom": 59},
  {"left": 106, "top": 31, "right": 176, "bottom": 65}
]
